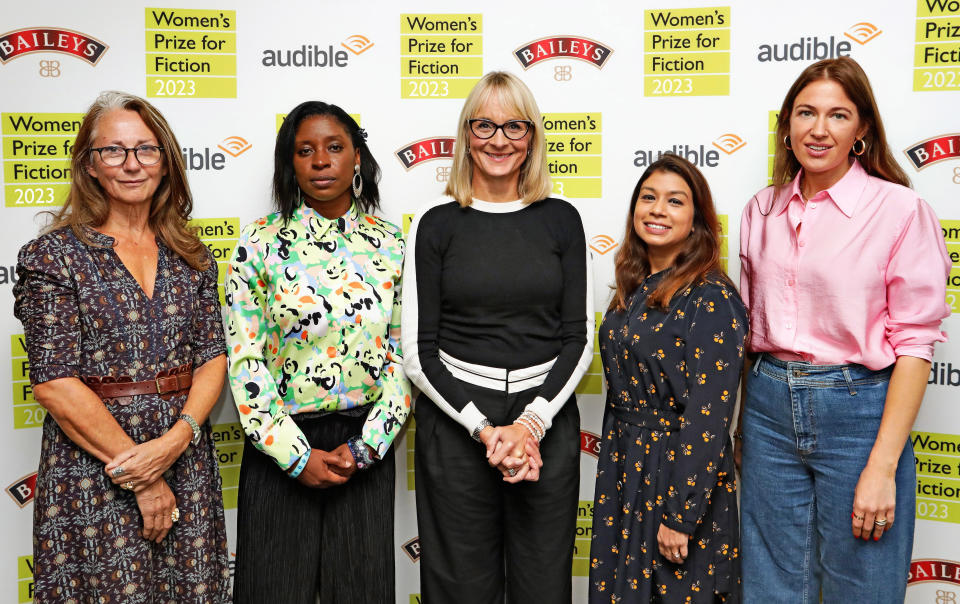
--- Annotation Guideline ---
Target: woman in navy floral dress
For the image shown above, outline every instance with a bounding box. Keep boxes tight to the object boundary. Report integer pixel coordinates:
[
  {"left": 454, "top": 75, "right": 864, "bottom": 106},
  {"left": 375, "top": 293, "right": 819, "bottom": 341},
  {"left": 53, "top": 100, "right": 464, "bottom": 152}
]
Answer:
[
  {"left": 589, "top": 154, "right": 745, "bottom": 603},
  {"left": 13, "top": 92, "right": 229, "bottom": 603}
]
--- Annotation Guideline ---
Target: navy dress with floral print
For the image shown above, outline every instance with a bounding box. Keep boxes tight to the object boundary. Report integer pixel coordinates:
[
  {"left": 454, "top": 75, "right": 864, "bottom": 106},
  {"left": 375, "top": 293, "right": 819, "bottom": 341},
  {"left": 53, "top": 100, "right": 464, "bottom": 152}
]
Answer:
[
  {"left": 13, "top": 227, "right": 230, "bottom": 604},
  {"left": 589, "top": 271, "right": 746, "bottom": 604}
]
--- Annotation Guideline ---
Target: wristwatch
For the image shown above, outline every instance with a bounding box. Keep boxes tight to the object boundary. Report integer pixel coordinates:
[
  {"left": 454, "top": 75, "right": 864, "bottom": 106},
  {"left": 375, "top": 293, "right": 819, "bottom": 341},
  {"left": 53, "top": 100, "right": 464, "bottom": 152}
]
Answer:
[
  {"left": 471, "top": 418, "right": 493, "bottom": 442},
  {"left": 178, "top": 413, "right": 201, "bottom": 446}
]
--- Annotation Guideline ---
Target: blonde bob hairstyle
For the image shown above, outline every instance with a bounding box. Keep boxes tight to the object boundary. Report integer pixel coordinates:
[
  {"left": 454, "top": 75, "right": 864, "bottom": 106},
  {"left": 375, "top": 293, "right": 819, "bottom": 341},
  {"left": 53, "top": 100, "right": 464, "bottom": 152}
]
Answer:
[
  {"left": 46, "top": 90, "right": 210, "bottom": 270},
  {"left": 445, "top": 71, "right": 552, "bottom": 206}
]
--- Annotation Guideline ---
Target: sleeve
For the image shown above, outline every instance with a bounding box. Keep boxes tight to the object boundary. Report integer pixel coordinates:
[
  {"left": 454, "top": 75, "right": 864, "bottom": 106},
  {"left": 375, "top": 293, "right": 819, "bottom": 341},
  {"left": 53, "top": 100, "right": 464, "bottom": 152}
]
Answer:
[
  {"left": 360, "top": 235, "right": 413, "bottom": 457},
  {"left": 224, "top": 226, "right": 310, "bottom": 470},
  {"left": 190, "top": 247, "right": 227, "bottom": 368},
  {"left": 12, "top": 235, "right": 82, "bottom": 384},
  {"left": 884, "top": 198, "right": 950, "bottom": 360},
  {"left": 521, "top": 205, "right": 594, "bottom": 431},
  {"left": 401, "top": 205, "right": 489, "bottom": 434},
  {"left": 738, "top": 199, "right": 753, "bottom": 312},
  {"left": 662, "top": 283, "right": 748, "bottom": 535}
]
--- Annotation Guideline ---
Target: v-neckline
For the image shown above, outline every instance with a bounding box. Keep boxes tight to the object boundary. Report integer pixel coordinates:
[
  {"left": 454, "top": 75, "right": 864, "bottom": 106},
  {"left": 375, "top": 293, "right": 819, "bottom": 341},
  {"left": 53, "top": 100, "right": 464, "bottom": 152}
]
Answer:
[{"left": 115, "top": 243, "right": 161, "bottom": 301}]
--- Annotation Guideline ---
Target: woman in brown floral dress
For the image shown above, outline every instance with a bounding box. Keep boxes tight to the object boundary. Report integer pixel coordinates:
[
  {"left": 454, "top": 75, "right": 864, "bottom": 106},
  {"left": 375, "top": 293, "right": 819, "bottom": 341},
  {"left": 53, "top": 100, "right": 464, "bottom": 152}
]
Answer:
[{"left": 13, "top": 91, "right": 230, "bottom": 603}]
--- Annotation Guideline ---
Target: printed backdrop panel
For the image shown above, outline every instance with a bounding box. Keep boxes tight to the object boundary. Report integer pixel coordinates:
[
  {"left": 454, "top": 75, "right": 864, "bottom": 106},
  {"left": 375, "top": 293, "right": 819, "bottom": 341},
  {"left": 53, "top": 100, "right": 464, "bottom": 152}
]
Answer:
[{"left": 1, "top": 1, "right": 958, "bottom": 602}]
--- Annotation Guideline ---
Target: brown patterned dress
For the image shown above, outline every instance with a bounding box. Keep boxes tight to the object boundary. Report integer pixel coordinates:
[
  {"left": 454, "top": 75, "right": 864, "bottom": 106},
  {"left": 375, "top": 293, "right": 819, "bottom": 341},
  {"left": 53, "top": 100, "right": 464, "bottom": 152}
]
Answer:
[{"left": 13, "top": 227, "right": 230, "bottom": 604}]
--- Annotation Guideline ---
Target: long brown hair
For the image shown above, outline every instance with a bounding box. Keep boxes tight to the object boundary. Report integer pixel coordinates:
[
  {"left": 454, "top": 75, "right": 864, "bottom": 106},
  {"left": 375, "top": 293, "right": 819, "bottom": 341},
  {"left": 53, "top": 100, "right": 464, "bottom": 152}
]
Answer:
[
  {"left": 609, "top": 153, "right": 731, "bottom": 311},
  {"left": 772, "top": 56, "right": 909, "bottom": 189},
  {"left": 46, "top": 91, "right": 209, "bottom": 270}
]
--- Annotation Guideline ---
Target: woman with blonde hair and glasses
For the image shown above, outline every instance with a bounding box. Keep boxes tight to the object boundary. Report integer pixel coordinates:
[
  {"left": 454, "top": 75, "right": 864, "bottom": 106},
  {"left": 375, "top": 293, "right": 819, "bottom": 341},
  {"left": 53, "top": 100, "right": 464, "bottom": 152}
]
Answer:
[
  {"left": 13, "top": 91, "right": 229, "bottom": 602},
  {"left": 737, "top": 56, "right": 950, "bottom": 602},
  {"left": 403, "top": 71, "right": 594, "bottom": 602}
]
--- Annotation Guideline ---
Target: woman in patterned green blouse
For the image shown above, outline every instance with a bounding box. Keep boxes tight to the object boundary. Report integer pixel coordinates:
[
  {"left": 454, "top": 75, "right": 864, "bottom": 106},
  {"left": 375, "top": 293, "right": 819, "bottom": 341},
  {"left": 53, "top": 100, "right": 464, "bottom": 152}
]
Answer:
[{"left": 224, "top": 101, "right": 412, "bottom": 604}]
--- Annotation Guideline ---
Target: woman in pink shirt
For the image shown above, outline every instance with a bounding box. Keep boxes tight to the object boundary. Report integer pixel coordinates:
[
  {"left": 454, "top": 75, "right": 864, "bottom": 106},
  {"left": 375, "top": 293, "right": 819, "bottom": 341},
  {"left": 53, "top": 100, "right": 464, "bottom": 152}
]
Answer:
[{"left": 737, "top": 57, "right": 950, "bottom": 603}]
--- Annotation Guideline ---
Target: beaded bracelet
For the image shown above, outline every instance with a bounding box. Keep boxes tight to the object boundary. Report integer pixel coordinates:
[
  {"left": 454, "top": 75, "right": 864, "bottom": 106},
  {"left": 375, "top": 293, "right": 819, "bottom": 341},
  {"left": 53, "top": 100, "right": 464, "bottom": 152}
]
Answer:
[
  {"left": 521, "top": 410, "right": 545, "bottom": 436},
  {"left": 517, "top": 410, "right": 545, "bottom": 442},
  {"left": 287, "top": 448, "right": 311, "bottom": 479},
  {"left": 347, "top": 435, "right": 376, "bottom": 470}
]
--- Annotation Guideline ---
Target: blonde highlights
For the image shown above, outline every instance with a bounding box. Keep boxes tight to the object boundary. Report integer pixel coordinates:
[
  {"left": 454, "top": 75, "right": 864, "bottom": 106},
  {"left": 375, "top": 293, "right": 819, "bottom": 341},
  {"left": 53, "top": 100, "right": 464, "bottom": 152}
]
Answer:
[
  {"left": 46, "top": 91, "right": 209, "bottom": 270},
  {"left": 445, "top": 71, "right": 552, "bottom": 206}
]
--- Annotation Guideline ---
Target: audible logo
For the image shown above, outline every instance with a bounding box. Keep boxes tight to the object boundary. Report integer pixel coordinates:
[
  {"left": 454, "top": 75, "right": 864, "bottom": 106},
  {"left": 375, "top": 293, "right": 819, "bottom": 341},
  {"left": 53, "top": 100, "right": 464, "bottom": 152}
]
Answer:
[
  {"left": 261, "top": 44, "right": 349, "bottom": 68},
  {"left": 757, "top": 31, "right": 856, "bottom": 62},
  {"left": 634, "top": 144, "right": 721, "bottom": 168},
  {"left": 217, "top": 135, "right": 251, "bottom": 157},
  {"left": 341, "top": 34, "right": 374, "bottom": 55},
  {"left": 712, "top": 133, "right": 746, "bottom": 155},
  {"left": 589, "top": 235, "right": 618, "bottom": 256},
  {"left": 844, "top": 22, "right": 882, "bottom": 45}
]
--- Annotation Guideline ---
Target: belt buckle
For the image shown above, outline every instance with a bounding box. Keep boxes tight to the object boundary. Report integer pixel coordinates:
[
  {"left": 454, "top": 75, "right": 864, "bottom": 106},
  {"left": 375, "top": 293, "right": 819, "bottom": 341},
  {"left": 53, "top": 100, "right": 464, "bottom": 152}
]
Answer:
[
  {"left": 155, "top": 375, "right": 163, "bottom": 394},
  {"left": 793, "top": 369, "right": 809, "bottom": 377}
]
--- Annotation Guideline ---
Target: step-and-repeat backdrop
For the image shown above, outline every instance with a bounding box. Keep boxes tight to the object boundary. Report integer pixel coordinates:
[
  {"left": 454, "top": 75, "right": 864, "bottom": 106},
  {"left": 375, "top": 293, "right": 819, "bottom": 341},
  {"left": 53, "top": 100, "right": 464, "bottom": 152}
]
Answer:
[{"left": 1, "top": 1, "right": 958, "bottom": 602}]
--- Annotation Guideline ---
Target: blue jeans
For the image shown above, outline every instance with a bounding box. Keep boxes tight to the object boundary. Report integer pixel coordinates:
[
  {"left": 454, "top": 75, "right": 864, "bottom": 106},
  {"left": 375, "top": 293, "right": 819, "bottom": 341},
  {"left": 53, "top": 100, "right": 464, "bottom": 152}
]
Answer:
[{"left": 740, "top": 355, "right": 915, "bottom": 604}]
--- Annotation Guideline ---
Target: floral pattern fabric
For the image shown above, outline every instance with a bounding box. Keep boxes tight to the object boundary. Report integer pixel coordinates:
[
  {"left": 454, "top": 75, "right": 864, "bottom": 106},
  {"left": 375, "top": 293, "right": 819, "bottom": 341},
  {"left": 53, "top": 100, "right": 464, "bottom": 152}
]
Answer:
[
  {"left": 13, "top": 227, "right": 230, "bottom": 603},
  {"left": 589, "top": 272, "right": 746, "bottom": 604},
  {"left": 224, "top": 202, "right": 412, "bottom": 469}
]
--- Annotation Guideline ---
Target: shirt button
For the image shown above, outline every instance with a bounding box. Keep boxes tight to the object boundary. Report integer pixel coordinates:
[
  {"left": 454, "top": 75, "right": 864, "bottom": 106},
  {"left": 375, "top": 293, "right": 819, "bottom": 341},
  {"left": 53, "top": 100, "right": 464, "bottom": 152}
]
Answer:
[
  {"left": 810, "top": 203, "right": 817, "bottom": 209},
  {"left": 798, "top": 240, "right": 805, "bottom": 247},
  {"left": 785, "top": 323, "right": 792, "bottom": 329}
]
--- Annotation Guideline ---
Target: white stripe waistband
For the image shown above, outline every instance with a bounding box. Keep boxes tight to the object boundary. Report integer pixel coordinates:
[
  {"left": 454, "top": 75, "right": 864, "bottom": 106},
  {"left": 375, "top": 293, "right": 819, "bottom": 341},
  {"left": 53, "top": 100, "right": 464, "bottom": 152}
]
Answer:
[{"left": 439, "top": 350, "right": 556, "bottom": 393}]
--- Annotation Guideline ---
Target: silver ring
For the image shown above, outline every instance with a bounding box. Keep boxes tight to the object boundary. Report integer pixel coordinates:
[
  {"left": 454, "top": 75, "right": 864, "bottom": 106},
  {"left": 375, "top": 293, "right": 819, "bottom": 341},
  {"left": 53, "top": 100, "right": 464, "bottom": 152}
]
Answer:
[
  {"left": 673, "top": 552, "right": 681, "bottom": 559},
  {"left": 507, "top": 468, "right": 517, "bottom": 477},
  {"left": 110, "top": 467, "right": 124, "bottom": 478},
  {"left": 875, "top": 518, "right": 888, "bottom": 527}
]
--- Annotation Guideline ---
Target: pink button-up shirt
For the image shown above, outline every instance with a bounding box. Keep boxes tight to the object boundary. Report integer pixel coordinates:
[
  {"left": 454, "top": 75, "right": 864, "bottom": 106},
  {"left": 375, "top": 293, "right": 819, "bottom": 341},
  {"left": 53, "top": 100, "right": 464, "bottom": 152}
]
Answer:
[{"left": 739, "top": 160, "right": 950, "bottom": 370}]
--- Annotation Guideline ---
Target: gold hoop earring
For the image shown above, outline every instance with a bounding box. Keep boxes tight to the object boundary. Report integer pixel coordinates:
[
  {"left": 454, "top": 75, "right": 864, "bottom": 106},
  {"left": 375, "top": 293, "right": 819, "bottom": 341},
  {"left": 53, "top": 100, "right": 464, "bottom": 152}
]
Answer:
[
  {"left": 852, "top": 138, "right": 867, "bottom": 156},
  {"left": 783, "top": 135, "right": 792, "bottom": 151}
]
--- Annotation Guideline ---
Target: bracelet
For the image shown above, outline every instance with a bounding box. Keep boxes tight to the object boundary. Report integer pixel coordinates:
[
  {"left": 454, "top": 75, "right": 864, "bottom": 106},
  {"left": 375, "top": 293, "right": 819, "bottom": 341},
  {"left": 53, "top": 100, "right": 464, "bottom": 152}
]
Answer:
[
  {"left": 517, "top": 410, "right": 545, "bottom": 442},
  {"left": 471, "top": 418, "right": 493, "bottom": 442},
  {"left": 178, "top": 413, "right": 201, "bottom": 446},
  {"left": 287, "top": 449, "right": 311, "bottom": 479},
  {"left": 347, "top": 436, "right": 375, "bottom": 470}
]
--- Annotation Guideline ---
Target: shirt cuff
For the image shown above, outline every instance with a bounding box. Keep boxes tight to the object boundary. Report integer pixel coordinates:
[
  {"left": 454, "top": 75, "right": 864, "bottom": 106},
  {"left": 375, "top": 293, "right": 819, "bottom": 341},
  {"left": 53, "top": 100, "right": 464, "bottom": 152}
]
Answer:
[
  {"left": 30, "top": 364, "right": 79, "bottom": 385},
  {"left": 894, "top": 344, "right": 936, "bottom": 362}
]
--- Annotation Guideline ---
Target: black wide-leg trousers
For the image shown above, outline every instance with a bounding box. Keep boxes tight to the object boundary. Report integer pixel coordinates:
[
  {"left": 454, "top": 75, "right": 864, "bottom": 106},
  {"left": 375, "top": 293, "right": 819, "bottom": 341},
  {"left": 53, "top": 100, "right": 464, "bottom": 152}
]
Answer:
[
  {"left": 233, "top": 412, "right": 395, "bottom": 604},
  {"left": 415, "top": 382, "right": 580, "bottom": 604}
]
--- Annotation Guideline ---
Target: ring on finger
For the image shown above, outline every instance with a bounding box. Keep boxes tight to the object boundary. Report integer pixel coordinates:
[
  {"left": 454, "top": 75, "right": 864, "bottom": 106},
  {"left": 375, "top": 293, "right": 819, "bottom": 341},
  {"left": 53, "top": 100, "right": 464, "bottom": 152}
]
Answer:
[
  {"left": 507, "top": 468, "right": 517, "bottom": 477},
  {"left": 853, "top": 513, "right": 865, "bottom": 521},
  {"left": 171, "top": 507, "right": 180, "bottom": 523},
  {"left": 875, "top": 518, "right": 888, "bottom": 527},
  {"left": 673, "top": 552, "right": 681, "bottom": 560},
  {"left": 121, "top": 481, "right": 134, "bottom": 491},
  {"left": 110, "top": 467, "right": 124, "bottom": 478}
]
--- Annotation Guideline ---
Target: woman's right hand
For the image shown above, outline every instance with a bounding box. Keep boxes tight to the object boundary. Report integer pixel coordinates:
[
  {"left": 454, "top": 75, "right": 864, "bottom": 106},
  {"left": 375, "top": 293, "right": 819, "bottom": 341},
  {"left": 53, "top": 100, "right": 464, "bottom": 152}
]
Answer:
[
  {"left": 134, "top": 478, "right": 177, "bottom": 543},
  {"left": 296, "top": 448, "right": 352, "bottom": 489},
  {"left": 481, "top": 425, "right": 542, "bottom": 482}
]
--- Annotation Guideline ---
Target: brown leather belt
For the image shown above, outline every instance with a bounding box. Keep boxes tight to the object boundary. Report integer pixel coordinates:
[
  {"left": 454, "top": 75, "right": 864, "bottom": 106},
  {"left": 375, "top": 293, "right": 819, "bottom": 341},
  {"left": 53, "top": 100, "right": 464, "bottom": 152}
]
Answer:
[{"left": 83, "top": 364, "right": 192, "bottom": 401}]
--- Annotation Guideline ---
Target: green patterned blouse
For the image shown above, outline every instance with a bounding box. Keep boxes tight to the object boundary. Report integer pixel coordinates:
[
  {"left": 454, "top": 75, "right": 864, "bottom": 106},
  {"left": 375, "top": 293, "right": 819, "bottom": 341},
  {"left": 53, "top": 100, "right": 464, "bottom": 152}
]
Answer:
[{"left": 224, "top": 201, "right": 412, "bottom": 469}]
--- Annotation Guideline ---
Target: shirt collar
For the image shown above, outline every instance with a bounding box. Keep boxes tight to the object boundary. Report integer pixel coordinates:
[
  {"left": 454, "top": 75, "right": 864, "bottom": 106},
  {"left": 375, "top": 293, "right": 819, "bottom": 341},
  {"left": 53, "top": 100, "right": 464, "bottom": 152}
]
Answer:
[
  {"left": 775, "top": 160, "right": 867, "bottom": 218},
  {"left": 295, "top": 200, "right": 361, "bottom": 239}
]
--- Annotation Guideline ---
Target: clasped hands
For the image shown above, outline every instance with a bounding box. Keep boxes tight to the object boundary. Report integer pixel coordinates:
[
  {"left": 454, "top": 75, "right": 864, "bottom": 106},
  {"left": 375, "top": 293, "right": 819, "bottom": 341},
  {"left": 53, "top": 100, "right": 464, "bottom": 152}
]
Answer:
[
  {"left": 104, "top": 427, "right": 191, "bottom": 544},
  {"left": 478, "top": 423, "right": 542, "bottom": 483}
]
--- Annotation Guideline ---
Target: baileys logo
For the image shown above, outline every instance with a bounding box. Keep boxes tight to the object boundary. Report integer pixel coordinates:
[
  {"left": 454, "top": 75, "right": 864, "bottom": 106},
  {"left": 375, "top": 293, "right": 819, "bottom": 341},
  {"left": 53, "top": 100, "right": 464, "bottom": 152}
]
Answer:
[
  {"left": 513, "top": 36, "right": 613, "bottom": 69},
  {"left": 0, "top": 27, "right": 108, "bottom": 64}
]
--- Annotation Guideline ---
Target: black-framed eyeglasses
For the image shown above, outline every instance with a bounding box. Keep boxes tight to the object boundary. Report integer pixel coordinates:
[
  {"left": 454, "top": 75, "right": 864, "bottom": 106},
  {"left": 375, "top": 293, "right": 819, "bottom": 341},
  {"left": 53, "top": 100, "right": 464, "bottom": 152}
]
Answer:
[
  {"left": 468, "top": 119, "right": 533, "bottom": 140},
  {"left": 89, "top": 145, "right": 164, "bottom": 167}
]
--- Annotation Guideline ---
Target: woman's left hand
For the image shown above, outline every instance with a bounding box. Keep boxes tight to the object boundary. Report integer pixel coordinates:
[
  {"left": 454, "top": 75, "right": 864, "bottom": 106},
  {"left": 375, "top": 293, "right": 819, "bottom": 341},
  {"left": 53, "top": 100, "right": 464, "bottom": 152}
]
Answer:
[
  {"left": 657, "top": 523, "right": 689, "bottom": 563},
  {"left": 105, "top": 424, "right": 191, "bottom": 490},
  {"left": 851, "top": 461, "right": 897, "bottom": 541}
]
